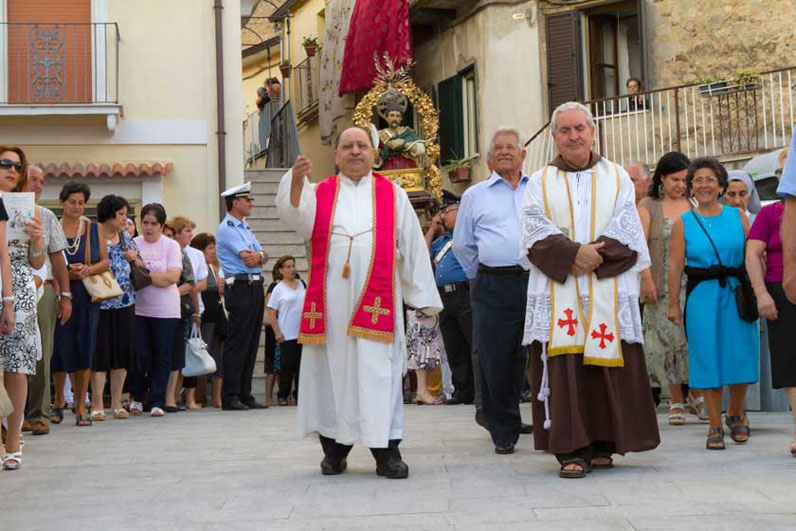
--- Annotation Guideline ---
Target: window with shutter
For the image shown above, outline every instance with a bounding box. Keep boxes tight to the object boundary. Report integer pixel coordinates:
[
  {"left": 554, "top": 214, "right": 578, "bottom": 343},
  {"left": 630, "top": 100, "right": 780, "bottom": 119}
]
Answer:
[
  {"left": 545, "top": 11, "right": 581, "bottom": 114},
  {"left": 438, "top": 74, "right": 464, "bottom": 166}
]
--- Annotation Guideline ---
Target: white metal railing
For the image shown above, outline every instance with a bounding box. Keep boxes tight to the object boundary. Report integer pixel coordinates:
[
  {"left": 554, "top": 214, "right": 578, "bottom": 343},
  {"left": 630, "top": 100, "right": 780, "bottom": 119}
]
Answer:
[
  {"left": 524, "top": 67, "right": 796, "bottom": 175},
  {"left": 243, "top": 110, "right": 263, "bottom": 167}
]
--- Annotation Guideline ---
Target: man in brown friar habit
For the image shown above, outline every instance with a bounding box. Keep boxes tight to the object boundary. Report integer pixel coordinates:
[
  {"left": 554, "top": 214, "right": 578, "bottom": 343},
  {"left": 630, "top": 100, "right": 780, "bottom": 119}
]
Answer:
[
  {"left": 520, "top": 102, "right": 660, "bottom": 478},
  {"left": 276, "top": 127, "right": 442, "bottom": 479}
]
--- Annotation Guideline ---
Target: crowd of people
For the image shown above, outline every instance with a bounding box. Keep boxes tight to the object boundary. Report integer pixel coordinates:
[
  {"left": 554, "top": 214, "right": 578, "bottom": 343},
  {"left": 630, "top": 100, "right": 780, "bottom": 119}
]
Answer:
[
  {"left": 0, "top": 146, "right": 300, "bottom": 472},
  {"left": 3, "top": 98, "right": 796, "bottom": 479}
]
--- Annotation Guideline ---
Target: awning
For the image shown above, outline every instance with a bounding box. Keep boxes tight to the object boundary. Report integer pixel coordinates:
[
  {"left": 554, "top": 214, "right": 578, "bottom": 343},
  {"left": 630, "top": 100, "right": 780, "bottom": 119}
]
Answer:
[{"left": 36, "top": 161, "right": 173, "bottom": 179}]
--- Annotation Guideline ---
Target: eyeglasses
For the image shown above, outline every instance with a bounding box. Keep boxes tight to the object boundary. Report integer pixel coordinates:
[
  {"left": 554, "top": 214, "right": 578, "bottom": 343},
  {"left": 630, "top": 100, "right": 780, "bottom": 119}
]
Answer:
[{"left": 0, "top": 159, "right": 23, "bottom": 172}]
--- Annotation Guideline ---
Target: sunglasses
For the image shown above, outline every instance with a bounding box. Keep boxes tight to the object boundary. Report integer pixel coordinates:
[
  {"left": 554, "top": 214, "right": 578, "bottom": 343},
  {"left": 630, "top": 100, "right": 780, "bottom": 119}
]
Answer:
[{"left": 0, "top": 159, "right": 23, "bottom": 172}]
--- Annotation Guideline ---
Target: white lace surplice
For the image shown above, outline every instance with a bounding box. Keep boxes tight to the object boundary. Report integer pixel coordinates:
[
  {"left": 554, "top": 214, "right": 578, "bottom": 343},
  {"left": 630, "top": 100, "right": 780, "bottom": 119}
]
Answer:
[
  {"left": 519, "top": 159, "right": 650, "bottom": 346},
  {"left": 276, "top": 170, "right": 442, "bottom": 448}
]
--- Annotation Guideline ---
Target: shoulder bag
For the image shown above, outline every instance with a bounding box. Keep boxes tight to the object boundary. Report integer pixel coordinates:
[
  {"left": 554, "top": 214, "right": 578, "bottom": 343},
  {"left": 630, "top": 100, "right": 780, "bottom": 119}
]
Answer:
[
  {"left": 81, "top": 220, "right": 123, "bottom": 303},
  {"left": 122, "top": 232, "right": 152, "bottom": 290}
]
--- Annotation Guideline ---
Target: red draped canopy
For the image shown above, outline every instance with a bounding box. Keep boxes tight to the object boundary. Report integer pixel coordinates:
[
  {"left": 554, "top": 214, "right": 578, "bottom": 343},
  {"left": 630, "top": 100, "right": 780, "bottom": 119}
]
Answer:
[{"left": 338, "top": 0, "right": 412, "bottom": 94}]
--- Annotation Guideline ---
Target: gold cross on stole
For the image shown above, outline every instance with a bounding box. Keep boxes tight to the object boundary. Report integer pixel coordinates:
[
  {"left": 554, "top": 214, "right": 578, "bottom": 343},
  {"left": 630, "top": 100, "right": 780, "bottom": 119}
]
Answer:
[
  {"left": 303, "top": 301, "right": 323, "bottom": 329},
  {"left": 363, "top": 296, "right": 390, "bottom": 324}
]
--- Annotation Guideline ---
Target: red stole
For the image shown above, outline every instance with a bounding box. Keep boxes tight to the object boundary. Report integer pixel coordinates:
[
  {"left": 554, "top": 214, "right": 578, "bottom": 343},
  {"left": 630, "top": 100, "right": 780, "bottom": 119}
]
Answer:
[{"left": 298, "top": 173, "right": 397, "bottom": 345}]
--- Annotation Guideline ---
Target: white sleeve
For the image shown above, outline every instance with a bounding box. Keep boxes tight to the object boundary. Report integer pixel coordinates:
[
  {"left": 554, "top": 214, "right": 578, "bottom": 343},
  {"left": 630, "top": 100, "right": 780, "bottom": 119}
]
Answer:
[
  {"left": 267, "top": 284, "right": 282, "bottom": 310},
  {"left": 276, "top": 168, "right": 316, "bottom": 240}
]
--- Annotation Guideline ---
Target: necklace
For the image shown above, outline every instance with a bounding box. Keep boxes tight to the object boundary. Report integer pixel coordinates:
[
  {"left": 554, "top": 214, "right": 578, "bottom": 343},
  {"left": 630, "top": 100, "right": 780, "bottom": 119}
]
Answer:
[{"left": 62, "top": 219, "right": 83, "bottom": 256}]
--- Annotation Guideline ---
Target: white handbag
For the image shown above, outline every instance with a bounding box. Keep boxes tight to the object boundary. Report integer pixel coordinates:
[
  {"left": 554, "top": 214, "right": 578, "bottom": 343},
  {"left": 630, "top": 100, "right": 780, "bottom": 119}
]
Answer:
[{"left": 182, "top": 324, "right": 217, "bottom": 377}]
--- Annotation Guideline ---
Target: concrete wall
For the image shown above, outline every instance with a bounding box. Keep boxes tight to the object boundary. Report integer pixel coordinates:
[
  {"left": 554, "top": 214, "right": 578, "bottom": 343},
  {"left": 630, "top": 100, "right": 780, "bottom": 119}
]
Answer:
[
  {"left": 413, "top": 0, "right": 544, "bottom": 190},
  {"left": 645, "top": 0, "right": 796, "bottom": 89},
  {"left": 8, "top": 0, "right": 245, "bottom": 234}
]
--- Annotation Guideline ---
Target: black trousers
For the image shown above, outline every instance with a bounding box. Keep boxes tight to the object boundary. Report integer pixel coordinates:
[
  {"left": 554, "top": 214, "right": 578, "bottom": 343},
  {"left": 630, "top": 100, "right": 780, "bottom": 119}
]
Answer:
[
  {"left": 439, "top": 287, "right": 474, "bottom": 401},
  {"left": 319, "top": 435, "right": 401, "bottom": 461},
  {"left": 277, "top": 339, "right": 302, "bottom": 400},
  {"left": 221, "top": 279, "right": 265, "bottom": 403},
  {"left": 472, "top": 268, "right": 529, "bottom": 447}
]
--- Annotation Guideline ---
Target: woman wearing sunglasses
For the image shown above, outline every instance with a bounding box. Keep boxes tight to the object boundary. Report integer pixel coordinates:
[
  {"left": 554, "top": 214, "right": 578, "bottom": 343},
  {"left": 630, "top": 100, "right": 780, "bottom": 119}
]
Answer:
[{"left": 0, "top": 146, "right": 44, "bottom": 471}]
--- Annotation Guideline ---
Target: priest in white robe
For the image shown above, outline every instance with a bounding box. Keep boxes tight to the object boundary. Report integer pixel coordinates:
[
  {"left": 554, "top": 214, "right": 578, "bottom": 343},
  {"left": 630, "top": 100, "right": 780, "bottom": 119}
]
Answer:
[
  {"left": 520, "top": 102, "right": 660, "bottom": 479},
  {"left": 276, "top": 127, "right": 442, "bottom": 479}
]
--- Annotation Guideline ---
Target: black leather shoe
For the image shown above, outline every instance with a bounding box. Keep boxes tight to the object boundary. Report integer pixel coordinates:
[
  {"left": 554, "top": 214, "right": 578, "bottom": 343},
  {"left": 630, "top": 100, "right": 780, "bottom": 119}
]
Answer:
[
  {"left": 494, "top": 443, "right": 515, "bottom": 455},
  {"left": 222, "top": 399, "right": 249, "bottom": 411},
  {"left": 375, "top": 454, "right": 409, "bottom": 479},
  {"left": 520, "top": 423, "right": 533, "bottom": 434},
  {"left": 320, "top": 456, "right": 347, "bottom": 475},
  {"left": 242, "top": 400, "right": 269, "bottom": 410},
  {"left": 444, "top": 396, "right": 466, "bottom": 405}
]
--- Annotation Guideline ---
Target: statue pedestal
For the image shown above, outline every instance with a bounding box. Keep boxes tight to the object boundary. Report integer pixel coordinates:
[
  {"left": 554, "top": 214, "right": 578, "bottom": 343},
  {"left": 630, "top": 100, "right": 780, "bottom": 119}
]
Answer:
[{"left": 379, "top": 167, "right": 425, "bottom": 193}]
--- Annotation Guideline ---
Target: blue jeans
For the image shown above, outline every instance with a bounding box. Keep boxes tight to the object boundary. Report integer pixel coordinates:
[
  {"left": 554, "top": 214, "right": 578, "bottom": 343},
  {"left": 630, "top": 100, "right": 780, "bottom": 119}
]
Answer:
[{"left": 131, "top": 316, "right": 178, "bottom": 409}]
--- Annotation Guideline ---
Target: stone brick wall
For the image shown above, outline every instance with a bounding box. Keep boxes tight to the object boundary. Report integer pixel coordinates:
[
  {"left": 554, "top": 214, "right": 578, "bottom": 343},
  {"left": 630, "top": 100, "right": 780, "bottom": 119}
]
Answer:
[{"left": 646, "top": 0, "right": 796, "bottom": 88}]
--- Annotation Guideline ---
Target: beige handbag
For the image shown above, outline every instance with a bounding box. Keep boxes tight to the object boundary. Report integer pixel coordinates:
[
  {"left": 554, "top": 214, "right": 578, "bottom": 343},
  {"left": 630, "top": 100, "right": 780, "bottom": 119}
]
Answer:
[
  {"left": 80, "top": 220, "right": 123, "bottom": 303},
  {"left": 0, "top": 369, "right": 13, "bottom": 418}
]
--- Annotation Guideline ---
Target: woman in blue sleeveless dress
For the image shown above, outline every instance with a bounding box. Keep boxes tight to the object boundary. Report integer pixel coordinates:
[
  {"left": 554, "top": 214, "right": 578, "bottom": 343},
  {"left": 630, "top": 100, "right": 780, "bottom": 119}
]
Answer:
[{"left": 668, "top": 157, "right": 758, "bottom": 450}]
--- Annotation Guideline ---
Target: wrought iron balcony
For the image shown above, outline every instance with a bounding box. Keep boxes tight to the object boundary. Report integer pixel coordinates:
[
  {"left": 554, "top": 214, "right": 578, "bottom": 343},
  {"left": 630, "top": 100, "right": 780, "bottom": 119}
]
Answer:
[
  {"left": 0, "top": 22, "right": 120, "bottom": 126},
  {"left": 292, "top": 53, "right": 319, "bottom": 119}
]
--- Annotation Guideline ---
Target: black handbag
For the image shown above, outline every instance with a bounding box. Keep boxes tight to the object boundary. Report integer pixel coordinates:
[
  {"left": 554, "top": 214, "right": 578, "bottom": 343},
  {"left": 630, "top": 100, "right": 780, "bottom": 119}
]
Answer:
[
  {"left": 690, "top": 210, "right": 759, "bottom": 322},
  {"left": 121, "top": 232, "right": 152, "bottom": 290}
]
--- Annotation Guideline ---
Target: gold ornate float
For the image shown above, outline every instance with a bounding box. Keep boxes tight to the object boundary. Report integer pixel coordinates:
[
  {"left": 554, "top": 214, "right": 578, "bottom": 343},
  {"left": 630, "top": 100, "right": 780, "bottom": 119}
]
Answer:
[{"left": 353, "top": 54, "right": 441, "bottom": 201}]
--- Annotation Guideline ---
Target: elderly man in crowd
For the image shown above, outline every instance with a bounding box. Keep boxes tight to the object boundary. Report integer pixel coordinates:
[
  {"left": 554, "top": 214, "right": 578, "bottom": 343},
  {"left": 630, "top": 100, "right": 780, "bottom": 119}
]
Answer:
[
  {"left": 24, "top": 165, "right": 72, "bottom": 435},
  {"left": 626, "top": 161, "right": 652, "bottom": 205},
  {"left": 452, "top": 127, "right": 533, "bottom": 455},
  {"left": 520, "top": 102, "right": 659, "bottom": 478}
]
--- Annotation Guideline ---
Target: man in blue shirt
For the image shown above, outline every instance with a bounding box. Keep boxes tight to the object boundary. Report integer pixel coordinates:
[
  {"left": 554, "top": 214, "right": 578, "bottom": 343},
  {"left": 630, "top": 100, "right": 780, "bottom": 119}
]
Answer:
[
  {"left": 216, "top": 182, "right": 270, "bottom": 410},
  {"left": 778, "top": 134, "right": 796, "bottom": 302},
  {"left": 452, "top": 127, "right": 532, "bottom": 455},
  {"left": 426, "top": 191, "right": 474, "bottom": 407}
]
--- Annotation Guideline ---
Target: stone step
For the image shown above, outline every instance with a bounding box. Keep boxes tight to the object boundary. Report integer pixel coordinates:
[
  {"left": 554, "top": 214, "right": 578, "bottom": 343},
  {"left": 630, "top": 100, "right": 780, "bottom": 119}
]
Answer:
[
  {"left": 260, "top": 243, "right": 308, "bottom": 257},
  {"left": 246, "top": 168, "right": 287, "bottom": 183}
]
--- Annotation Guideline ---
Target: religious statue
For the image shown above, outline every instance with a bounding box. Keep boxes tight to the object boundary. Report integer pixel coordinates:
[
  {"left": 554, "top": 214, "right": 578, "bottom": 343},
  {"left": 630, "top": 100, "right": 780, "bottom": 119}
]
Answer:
[
  {"left": 374, "top": 88, "right": 426, "bottom": 171},
  {"left": 353, "top": 54, "right": 441, "bottom": 202}
]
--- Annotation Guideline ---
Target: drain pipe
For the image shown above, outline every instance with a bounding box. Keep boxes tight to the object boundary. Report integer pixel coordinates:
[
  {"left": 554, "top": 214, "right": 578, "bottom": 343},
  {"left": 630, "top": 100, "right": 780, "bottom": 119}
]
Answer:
[{"left": 214, "top": 0, "right": 227, "bottom": 220}]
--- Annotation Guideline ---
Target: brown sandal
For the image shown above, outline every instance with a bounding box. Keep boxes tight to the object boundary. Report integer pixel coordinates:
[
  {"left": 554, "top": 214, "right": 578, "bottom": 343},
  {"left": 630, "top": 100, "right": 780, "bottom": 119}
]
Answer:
[
  {"left": 725, "top": 414, "right": 750, "bottom": 444},
  {"left": 706, "top": 427, "right": 725, "bottom": 450},
  {"left": 75, "top": 414, "right": 93, "bottom": 427}
]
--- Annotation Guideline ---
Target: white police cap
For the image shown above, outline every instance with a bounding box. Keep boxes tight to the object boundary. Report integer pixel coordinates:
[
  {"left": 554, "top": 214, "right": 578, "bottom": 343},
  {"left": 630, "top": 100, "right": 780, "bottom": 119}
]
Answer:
[{"left": 221, "top": 182, "right": 252, "bottom": 198}]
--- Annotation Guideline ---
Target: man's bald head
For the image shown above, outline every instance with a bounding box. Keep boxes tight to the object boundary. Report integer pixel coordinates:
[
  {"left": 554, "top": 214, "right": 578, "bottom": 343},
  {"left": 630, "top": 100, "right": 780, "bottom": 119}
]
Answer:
[
  {"left": 27, "top": 165, "right": 45, "bottom": 201},
  {"left": 335, "top": 127, "right": 375, "bottom": 181}
]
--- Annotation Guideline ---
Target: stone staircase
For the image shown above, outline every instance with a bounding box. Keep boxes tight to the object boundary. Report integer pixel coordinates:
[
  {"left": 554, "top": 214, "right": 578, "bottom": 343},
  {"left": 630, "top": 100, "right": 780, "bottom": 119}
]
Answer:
[{"left": 245, "top": 168, "right": 308, "bottom": 387}]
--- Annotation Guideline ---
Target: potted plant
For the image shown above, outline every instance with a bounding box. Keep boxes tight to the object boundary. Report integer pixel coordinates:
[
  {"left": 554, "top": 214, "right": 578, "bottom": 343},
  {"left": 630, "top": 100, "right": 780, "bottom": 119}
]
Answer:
[
  {"left": 733, "top": 68, "right": 761, "bottom": 90},
  {"left": 443, "top": 155, "right": 472, "bottom": 183},
  {"left": 698, "top": 75, "right": 727, "bottom": 96},
  {"left": 302, "top": 36, "right": 320, "bottom": 57},
  {"left": 279, "top": 60, "right": 291, "bottom": 78}
]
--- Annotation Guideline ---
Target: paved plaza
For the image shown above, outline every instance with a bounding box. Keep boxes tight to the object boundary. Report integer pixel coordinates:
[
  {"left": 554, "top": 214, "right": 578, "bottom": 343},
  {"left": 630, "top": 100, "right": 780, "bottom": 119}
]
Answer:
[{"left": 3, "top": 404, "right": 796, "bottom": 530}]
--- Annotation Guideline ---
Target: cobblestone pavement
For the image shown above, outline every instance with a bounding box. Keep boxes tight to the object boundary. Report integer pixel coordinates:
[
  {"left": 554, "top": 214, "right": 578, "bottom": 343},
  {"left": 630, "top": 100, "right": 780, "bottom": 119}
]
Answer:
[{"left": 3, "top": 404, "right": 796, "bottom": 530}]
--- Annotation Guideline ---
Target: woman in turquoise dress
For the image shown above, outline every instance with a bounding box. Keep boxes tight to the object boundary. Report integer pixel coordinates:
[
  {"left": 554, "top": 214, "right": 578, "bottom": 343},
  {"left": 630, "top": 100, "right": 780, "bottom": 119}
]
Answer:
[{"left": 668, "top": 157, "right": 759, "bottom": 450}]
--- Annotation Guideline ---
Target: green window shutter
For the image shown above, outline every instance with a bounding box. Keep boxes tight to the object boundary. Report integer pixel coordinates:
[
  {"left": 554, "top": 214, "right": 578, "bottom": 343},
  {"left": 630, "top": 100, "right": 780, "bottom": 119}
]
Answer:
[{"left": 438, "top": 74, "right": 464, "bottom": 166}]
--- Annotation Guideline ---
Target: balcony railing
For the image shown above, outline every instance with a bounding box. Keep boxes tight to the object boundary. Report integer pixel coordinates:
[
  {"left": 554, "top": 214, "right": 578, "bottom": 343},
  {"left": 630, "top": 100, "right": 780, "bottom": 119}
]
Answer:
[
  {"left": 243, "top": 101, "right": 300, "bottom": 168},
  {"left": 0, "top": 22, "right": 119, "bottom": 105},
  {"left": 292, "top": 54, "right": 319, "bottom": 117},
  {"left": 524, "top": 66, "right": 796, "bottom": 173}
]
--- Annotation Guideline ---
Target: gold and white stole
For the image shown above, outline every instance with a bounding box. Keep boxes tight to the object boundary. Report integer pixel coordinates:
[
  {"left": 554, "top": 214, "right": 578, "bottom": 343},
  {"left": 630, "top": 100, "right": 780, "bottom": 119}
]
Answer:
[{"left": 541, "top": 163, "right": 625, "bottom": 367}]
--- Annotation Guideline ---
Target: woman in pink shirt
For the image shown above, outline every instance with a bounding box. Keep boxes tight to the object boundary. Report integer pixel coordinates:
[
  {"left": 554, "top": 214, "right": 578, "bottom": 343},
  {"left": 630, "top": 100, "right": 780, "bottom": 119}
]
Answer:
[
  {"left": 129, "top": 203, "right": 182, "bottom": 417},
  {"left": 747, "top": 198, "right": 796, "bottom": 456}
]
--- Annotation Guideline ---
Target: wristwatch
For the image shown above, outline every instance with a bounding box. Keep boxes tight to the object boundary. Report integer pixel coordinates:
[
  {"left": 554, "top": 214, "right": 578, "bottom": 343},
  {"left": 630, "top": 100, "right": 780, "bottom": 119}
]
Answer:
[{"left": 60, "top": 291, "right": 73, "bottom": 299}]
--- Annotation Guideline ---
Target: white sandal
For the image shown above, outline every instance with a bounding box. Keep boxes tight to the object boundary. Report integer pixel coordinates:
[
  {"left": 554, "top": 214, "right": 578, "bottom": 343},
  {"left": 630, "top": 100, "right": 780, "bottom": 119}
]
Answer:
[
  {"left": 668, "top": 402, "right": 686, "bottom": 425},
  {"left": 150, "top": 407, "right": 165, "bottom": 417},
  {"left": 90, "top": 410, "right": 106, "bottom": 422},
  {"left": 687, "top": 396, "right": 710, "bottom": 423},
  {"left": 129, "top": 401, "right": 143, "bottom": 416},
  {"left": 2, "top": 451, "right": 22, "bottom": 471}
]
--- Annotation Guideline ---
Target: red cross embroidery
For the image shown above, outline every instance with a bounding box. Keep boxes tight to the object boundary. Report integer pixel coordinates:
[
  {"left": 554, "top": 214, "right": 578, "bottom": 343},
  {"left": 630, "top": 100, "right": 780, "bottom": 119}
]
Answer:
[
  {"left": 557, "top": 308, "right": 578, "bottom": 337},
  {"left": 590, "top": 323, "right": 615, "bottom": 349}
]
